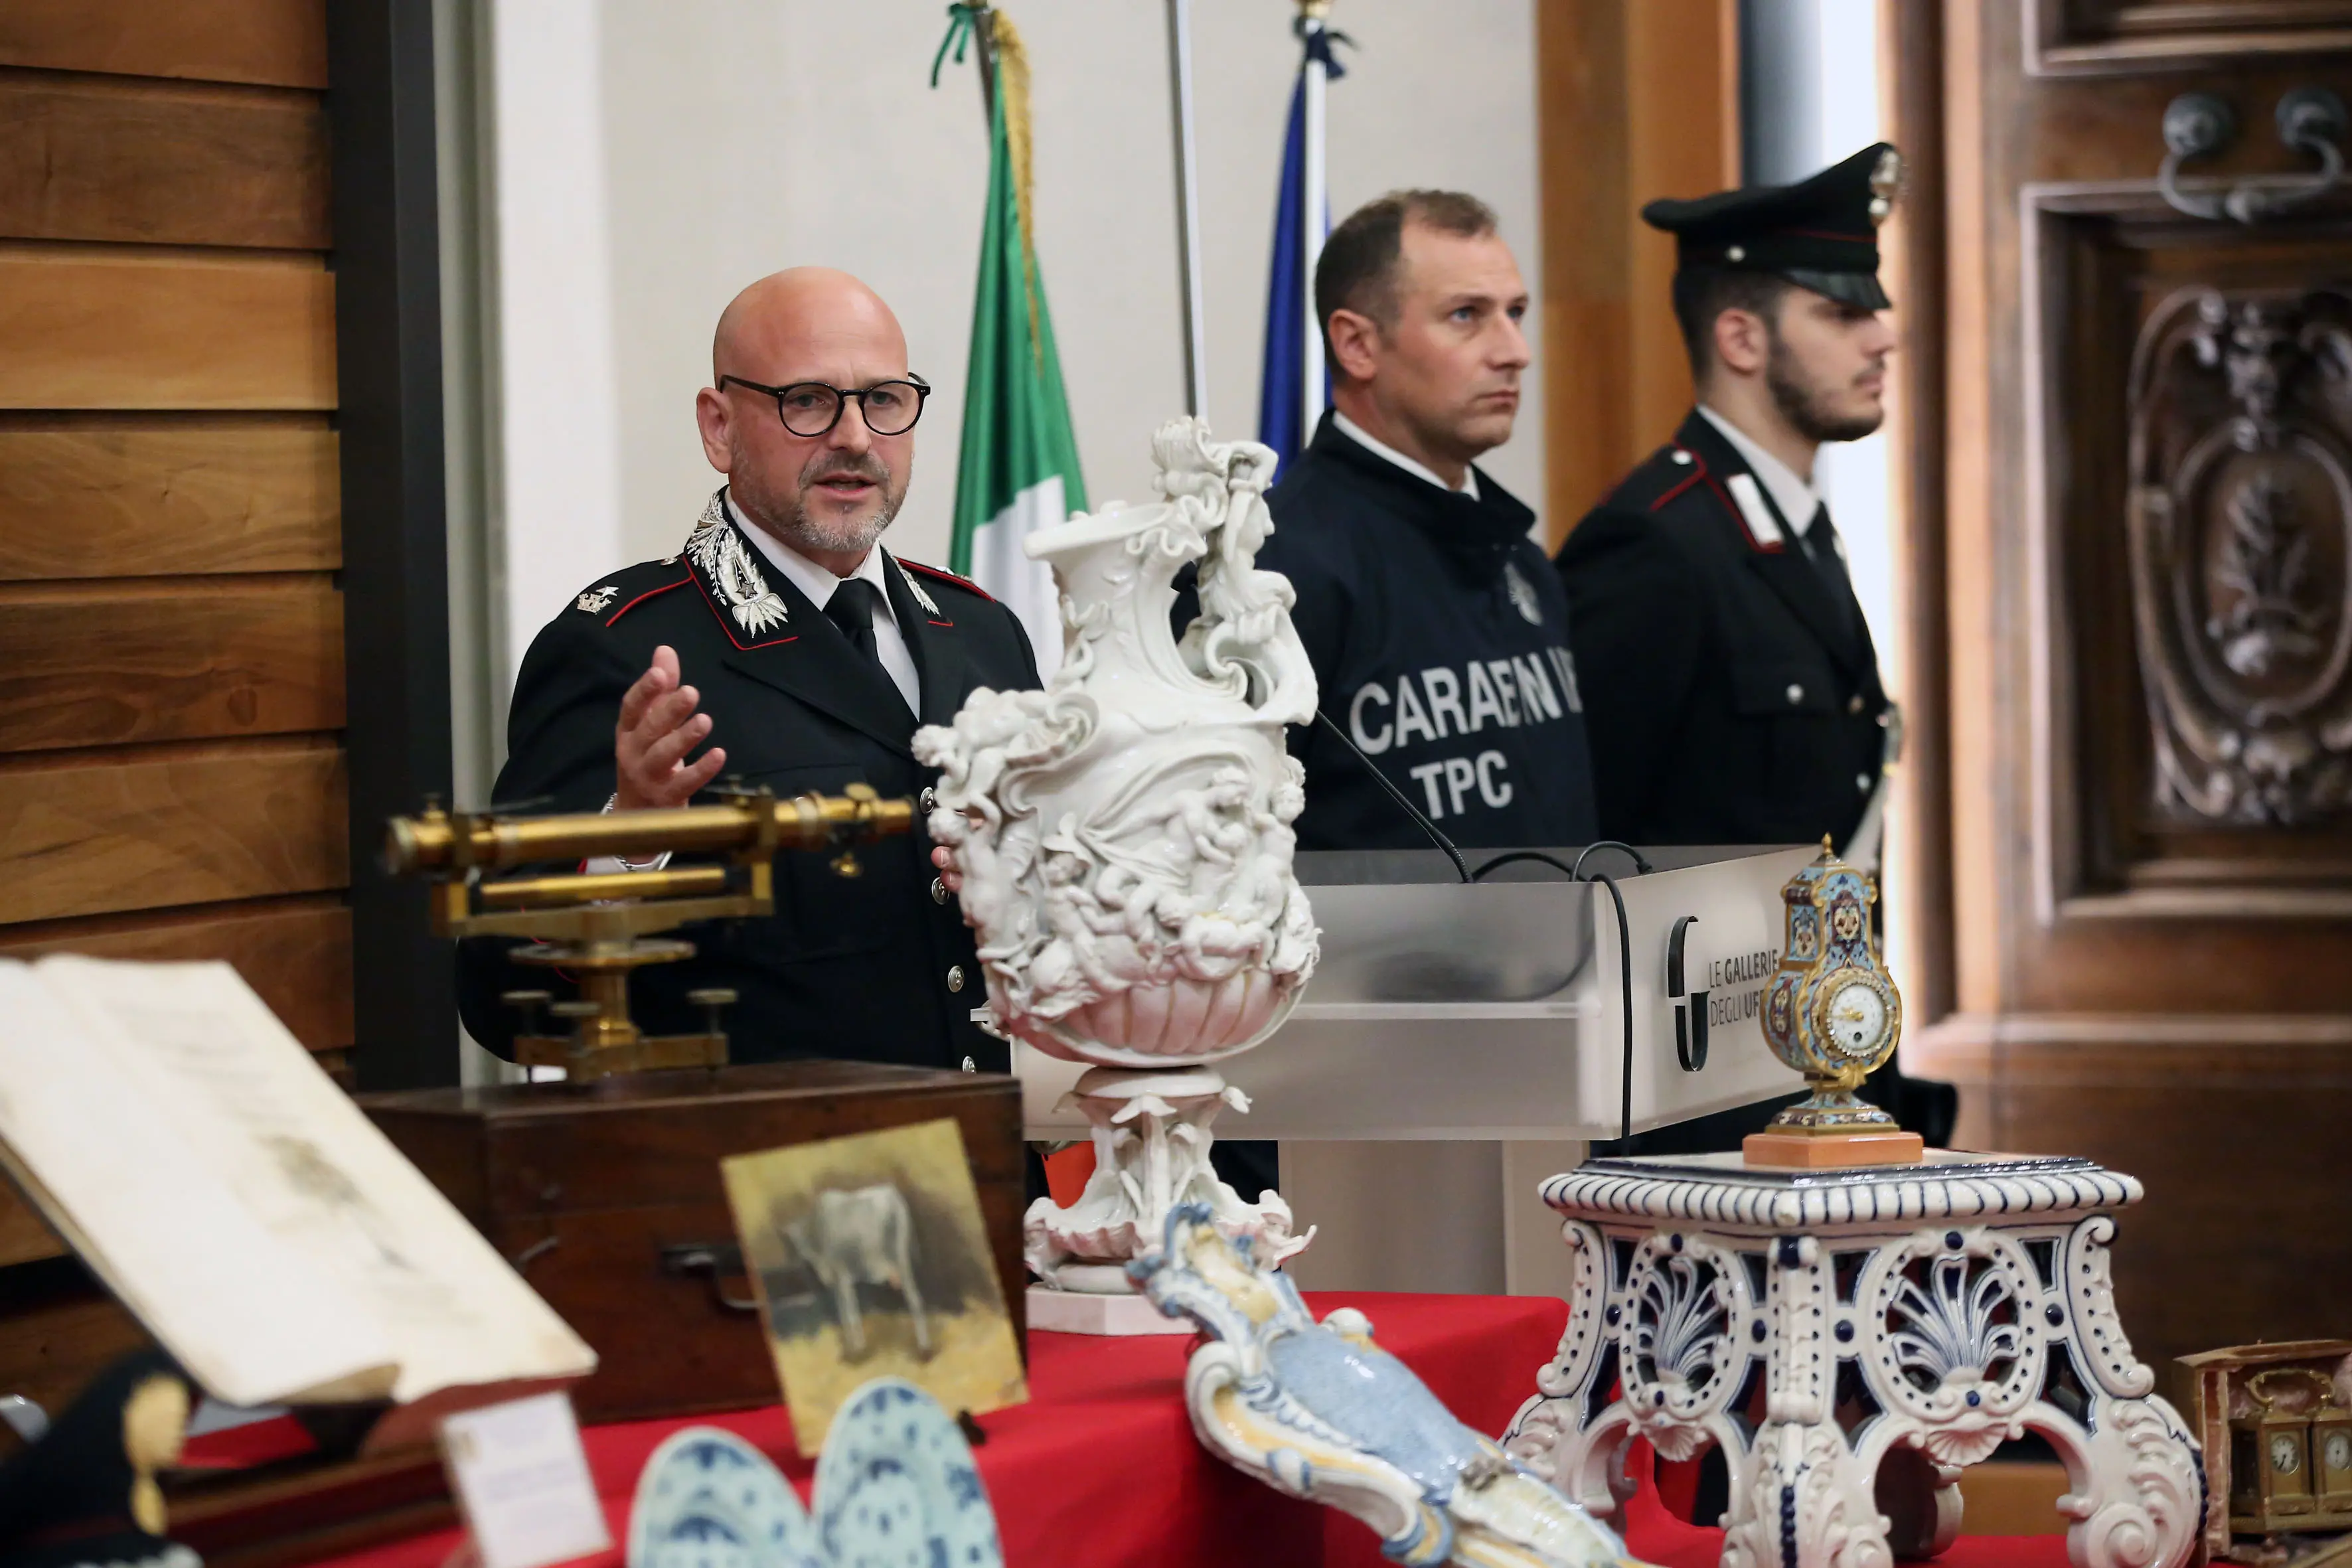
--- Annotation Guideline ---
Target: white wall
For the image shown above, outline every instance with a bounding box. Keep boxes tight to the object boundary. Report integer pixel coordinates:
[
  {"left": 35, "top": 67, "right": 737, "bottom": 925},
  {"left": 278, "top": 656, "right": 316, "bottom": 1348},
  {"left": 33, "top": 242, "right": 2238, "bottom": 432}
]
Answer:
[
  {"left": 1808, "top": 0, "right": 1893, "bottom": 688},
  {"left": 491, "top": 0, "right": 627, "bottom": 683},
  {"left": 483, "top": 0, "right": 1543, "bottom": 647}
]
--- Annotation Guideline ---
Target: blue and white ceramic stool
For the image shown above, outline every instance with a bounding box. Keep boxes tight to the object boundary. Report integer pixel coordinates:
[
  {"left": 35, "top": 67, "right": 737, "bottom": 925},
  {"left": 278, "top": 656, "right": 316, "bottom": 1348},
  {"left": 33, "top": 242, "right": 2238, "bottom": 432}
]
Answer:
[{"left": 1502, "top": 1151, "right": 2203, "bottom": 1568}]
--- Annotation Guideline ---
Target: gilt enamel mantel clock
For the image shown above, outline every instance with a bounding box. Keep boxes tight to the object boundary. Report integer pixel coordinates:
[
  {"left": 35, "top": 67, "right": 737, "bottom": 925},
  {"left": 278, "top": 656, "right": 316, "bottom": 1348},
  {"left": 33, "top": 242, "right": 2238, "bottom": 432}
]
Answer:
[{"left": 1749, "top": 838, "right": 1921, "bottom": 1167}]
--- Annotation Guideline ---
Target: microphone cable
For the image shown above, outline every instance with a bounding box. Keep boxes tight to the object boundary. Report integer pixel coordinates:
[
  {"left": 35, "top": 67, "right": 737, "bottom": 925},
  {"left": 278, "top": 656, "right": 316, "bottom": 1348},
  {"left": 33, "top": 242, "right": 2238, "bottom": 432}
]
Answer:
[
  {"left": 1309, "top": 713, "right": 1659, "bottom": 1144},
  {"left": 1311, "top": 711, "right": 1468, "bottom": 882}
]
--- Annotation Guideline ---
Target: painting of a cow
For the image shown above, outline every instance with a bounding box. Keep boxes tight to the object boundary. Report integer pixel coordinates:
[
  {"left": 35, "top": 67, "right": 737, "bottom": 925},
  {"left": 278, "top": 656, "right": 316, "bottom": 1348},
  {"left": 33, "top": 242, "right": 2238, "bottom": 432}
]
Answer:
[
  {"left": 781, "top": 1183, "right": 931, "bottom": 1362},
  {"left": 722, "top": 1119, "right": 1025, "bottom": 1454}
]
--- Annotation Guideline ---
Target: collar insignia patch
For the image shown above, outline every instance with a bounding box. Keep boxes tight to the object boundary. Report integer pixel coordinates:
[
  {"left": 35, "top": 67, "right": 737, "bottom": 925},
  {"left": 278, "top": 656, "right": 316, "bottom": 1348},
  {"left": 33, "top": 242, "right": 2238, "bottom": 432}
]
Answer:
[
  {"left": 1503, "top": 560, "right": 1544, "bottom": 626},
  {"left": 890, "top": 552, "right": 944, "bottom": 620},
  {"left": 685, "top": 490, "right": 789, "bottom": 635}
]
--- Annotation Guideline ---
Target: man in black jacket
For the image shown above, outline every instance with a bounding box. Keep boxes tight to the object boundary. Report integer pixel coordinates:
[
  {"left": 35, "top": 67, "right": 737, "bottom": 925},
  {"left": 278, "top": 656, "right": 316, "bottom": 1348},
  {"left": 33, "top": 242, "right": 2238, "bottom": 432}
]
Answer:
[
  {"left": 458, "top": 269, "right": 1038, "bottom": 1076},
  {"left": 1261, "top": 190, "right": 1597, "bottom": 851},
  {"left": 1557, "top": 145, "right": 1952, "bottom": 1154},
  {"left": 1556, "top": 144, "right": 1900, "bottom": 855}
]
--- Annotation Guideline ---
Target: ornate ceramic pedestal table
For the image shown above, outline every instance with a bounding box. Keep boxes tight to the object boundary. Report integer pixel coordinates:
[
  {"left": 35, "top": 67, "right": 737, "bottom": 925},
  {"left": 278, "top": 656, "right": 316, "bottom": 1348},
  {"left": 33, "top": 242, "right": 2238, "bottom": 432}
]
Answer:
[{"left": 1503, "top": 1151, "right": 2203, "bottom": 1568}]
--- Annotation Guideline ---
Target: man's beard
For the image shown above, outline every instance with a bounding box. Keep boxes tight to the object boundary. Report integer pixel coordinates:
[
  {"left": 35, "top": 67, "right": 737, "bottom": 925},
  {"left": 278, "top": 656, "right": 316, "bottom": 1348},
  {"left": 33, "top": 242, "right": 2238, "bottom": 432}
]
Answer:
[
  {"left": 1765, "top": 335, "right": 1883, "bottom": 445},
  {"left": 730, "top": 451, "right": 902, "bottom": 558}
]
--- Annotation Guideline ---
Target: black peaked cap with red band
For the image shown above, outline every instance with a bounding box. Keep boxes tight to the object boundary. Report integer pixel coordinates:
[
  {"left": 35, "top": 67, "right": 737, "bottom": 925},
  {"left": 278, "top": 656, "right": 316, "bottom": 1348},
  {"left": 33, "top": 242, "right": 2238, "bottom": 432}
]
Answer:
[{"left": 1641, "top": 141, "right": 1902, "bottom": 312}]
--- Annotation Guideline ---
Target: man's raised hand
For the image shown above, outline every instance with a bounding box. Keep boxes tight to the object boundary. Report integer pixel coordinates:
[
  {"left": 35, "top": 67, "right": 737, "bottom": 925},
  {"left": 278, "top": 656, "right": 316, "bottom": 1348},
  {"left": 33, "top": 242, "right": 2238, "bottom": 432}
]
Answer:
[{"left": 615, "top": 645, "right": 728, "bottom": 810}]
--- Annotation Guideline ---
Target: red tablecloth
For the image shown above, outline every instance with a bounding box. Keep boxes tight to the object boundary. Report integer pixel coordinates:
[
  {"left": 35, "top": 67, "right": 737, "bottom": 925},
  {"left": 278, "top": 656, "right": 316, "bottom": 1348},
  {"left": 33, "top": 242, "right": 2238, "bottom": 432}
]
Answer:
[{"left": 313, "top": 1292, "right": 2069, "bottom": 1568}]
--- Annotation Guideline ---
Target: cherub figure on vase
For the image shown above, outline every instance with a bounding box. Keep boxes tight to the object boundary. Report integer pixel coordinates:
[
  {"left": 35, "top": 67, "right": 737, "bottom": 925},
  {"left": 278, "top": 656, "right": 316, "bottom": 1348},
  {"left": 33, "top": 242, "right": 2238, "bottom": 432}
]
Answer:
[{"left": 912, "top": 418, "right": 1322, "bottom": 1313}]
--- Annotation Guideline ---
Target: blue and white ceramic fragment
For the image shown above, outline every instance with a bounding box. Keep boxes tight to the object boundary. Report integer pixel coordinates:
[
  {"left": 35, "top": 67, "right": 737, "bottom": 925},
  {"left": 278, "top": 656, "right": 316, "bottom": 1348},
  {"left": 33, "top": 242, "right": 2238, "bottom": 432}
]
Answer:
[
  {"left": 627, "top": 1428, "right": 824, "bottom": 1568},
  {"left": 814, "top": 1379, "right": 1000, "bottom": 1568},
  {"left": 624, "top": 1383, "right": 1000, "bottom": 1568}
]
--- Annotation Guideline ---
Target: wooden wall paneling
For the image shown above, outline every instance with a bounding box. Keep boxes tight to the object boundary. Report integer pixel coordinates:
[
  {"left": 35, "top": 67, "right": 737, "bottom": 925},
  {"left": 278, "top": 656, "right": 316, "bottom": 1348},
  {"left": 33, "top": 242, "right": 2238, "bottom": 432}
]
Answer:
[
  {"left": 0, "top": 577, "right": 343, "bottom": 751},
  {"left": 1940, "top": 0, "right": 2007, "bottom": 1018},
  {"left": 0, "top": 420, "right": 339, "bottom": 580},
  {"left": 0, "top": 738, "right": 348, "bottom": 925},
  {"left": 0, "top": 0, "right": 358, "bottom": 1423},
  {"left": 1533, "top": 0, "right": 1631, "bottom": 548},
  {"left": 1912, "top": 1017, "right": 2352, "bottom": 1365},
  {"left": 0, "top": 73, "right": 330, "bottom": 250},
  {"left": 0, "top": 0, "right": 328, "bottom": 90},
  {"left": 1534, "top": 0, "right": 1740, "bottom": 548},
  {"left": 0, "top": 249, "right": 334, "bottom": 410},
  {"left": 0, "top": 898, "right": 353, "bottom": 1052},
  {"left": 0, "top": 1263, "right": 154, "bottom": 1429},
  {"left": 1622, "top": 1, "right": 1739, "bottom": 468},
  {"left": 327, "top": 1, "right": 456, "bottom": 1090},
  {"left": 2025, "top": 0, "right": 2352, "bottom": 74},
  {"left": 1918, "top": 0, "right": 2352, "bottom": 1361},
  {"left": 0, "top": 1190, "right": 62, "bottom": 1269},
  {"left": 1882, "top": 0, "right": 1959, "bottom": 1025}
]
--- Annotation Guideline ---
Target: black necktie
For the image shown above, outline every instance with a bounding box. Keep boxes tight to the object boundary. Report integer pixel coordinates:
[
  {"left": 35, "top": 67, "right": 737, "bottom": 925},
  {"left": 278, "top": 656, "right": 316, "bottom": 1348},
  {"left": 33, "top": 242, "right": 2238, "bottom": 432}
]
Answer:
[
  {"left": 1802, "top": 505, "right": 1853, "bottom": 591},
  {"left": 825, "top": 578, "right": 886, "bottom": 666},
  {"left": 1802, "top": 505, "right": 1861, "bottom": 637}
]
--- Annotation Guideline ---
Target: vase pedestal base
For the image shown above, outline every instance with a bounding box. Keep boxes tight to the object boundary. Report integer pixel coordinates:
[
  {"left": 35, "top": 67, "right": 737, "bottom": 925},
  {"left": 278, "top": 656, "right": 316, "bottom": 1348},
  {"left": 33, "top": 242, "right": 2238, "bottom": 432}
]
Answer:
[
  {"left": 1025, "top": 1283, "right": 1192, "bottom": 1337},
  {"left": 1744, "top": 1126, "right": 1924, "bottom": 1168},
  {"left": 1023, "top": 1065, "right": 1308, "bottom": 1324}
]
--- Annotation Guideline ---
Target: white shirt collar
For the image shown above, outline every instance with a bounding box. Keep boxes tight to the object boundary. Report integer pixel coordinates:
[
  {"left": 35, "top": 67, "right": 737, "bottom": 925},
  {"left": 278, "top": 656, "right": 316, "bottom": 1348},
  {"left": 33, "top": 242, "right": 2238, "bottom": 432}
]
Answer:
[
  {"left": 1331, "top": 410, "right": 1480, "bottom": 501},
  {"left": 723, "top": 490, "right": 899, "bottom": 627},
  {"left": 1699, "top": 405, "right": 1818, "bottom": 536}
]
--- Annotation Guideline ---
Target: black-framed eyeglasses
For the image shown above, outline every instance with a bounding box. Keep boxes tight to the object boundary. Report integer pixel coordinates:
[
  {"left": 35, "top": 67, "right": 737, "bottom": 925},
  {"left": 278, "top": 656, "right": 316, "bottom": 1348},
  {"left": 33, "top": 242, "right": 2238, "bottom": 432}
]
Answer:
[{"left": 718, "top": 374, "right": 932, "bottom": 437}]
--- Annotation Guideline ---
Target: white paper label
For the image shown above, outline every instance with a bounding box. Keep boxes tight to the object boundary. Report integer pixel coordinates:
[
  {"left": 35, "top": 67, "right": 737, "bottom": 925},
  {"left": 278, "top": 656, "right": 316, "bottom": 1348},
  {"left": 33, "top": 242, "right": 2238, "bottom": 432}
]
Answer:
[{"left": 440, "top": 1393, "right": 611, "bottom": 1568}]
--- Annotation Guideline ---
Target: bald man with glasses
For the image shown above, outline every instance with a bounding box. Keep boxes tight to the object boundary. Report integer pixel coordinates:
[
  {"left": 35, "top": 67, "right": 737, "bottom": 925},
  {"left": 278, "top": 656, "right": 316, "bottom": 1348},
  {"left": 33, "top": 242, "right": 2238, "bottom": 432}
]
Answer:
[{"left": 457, "top": 268, "right": 1042, "bottom": 1078}]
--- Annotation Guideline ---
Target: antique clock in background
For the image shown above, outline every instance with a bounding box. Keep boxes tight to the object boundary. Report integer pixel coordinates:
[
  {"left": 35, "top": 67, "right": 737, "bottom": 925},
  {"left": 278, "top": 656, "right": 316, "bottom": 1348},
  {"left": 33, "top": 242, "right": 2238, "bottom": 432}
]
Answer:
[{"left": 1751, "top": 841, "right": 1915, "bottom": 1166}]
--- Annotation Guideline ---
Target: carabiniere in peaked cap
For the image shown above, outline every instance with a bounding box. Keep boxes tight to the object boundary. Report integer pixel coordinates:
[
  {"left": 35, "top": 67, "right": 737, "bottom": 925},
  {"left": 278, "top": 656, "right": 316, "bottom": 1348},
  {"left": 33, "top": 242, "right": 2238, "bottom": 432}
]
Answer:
[{"left": 1641, "top": 141, "right": 1902, "bottom": 313}]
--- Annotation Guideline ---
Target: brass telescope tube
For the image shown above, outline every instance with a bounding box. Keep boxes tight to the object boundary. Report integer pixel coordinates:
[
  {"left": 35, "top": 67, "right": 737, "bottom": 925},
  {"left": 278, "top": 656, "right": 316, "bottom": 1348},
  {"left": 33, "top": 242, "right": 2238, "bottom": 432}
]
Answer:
[
  {"left": 382, "top": 789, "right": 917, "bottom": 878},
  {"left": 378, "top": 786, "right": 918, "bottom": 1079}
]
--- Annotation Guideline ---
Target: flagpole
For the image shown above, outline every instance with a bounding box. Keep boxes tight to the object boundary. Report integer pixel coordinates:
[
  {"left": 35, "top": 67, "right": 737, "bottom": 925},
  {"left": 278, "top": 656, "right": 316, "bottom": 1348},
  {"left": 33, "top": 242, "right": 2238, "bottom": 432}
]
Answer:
[
  {"left": 971, "top": 3, "right": 996, "bottom": 116},
  {"left": 1298, "top": 0, "right": 1331, "bottom": 445},
  {"left": 1165, "top": 0, "right": 1208, "bottom": 419}
]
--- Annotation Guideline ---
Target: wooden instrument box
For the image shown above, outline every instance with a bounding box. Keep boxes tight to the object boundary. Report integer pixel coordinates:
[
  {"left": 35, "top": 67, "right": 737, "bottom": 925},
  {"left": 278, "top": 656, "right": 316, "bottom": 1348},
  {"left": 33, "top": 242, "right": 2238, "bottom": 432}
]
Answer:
[{"left": 359, "top": 1060, "right": 1026, "bottom": 1425}]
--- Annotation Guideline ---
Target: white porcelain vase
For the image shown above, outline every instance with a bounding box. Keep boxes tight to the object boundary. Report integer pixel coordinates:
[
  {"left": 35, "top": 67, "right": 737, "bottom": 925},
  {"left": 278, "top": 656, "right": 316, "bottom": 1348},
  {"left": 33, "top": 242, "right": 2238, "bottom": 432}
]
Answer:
[{"left": 911, "top": 418, "right": 1320, "bottom": 1292}]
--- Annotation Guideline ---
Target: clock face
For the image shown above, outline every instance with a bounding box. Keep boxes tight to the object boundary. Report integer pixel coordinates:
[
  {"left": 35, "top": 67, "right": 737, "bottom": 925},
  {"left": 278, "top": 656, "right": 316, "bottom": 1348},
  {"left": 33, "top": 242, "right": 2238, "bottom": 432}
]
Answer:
[
  {"left": 1824, "top": 979, "right": 1888, "bottom": 1058},
  {"left": 2272, "top": 1432, "right": 2304, "bottom": 1475},
  {"left": 2327, "top": 1431, "right": 2350, "bottom": 1473}
]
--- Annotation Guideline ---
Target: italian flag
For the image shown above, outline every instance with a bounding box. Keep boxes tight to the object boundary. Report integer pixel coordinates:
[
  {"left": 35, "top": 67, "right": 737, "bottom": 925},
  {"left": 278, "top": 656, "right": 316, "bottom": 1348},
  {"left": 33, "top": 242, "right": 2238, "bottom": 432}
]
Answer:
[{"left": 949, "top": 15, "right": 1086, "bottom": 680}]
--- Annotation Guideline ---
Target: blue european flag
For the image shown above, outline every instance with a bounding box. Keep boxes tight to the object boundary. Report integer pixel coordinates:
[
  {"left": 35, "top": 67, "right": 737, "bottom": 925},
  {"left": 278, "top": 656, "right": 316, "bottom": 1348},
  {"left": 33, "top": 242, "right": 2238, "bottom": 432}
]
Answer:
[{"left": 1255, "top": 29, "right": 1344, "bottom": 477}]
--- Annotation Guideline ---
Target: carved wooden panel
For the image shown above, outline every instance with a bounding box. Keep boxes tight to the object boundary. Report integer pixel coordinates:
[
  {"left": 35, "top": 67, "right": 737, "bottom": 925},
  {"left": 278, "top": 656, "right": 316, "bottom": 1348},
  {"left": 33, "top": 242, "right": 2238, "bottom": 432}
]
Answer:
[
  {"left": 2015, "top": 193, "right": 2352, "bottom": 919},
  {"left": 1928, "top": 0, "right": 2352, "bottom": 1375},
  {"left": 2128, "top": 285, "right": 2352, "bottom": 826}
]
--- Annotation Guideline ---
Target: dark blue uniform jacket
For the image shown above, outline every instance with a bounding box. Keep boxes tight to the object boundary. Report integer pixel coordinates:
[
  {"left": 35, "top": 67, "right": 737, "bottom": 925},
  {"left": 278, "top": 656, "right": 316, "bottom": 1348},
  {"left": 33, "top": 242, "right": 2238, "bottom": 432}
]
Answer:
[{"left": 1255, "top": 415, "right": 1599, "bottom": 851}]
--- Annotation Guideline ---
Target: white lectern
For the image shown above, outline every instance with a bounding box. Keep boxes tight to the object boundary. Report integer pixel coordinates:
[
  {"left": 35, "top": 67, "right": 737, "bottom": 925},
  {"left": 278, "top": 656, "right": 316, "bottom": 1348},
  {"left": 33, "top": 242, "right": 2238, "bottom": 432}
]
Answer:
[{"left": 1015, "top": 843, "right": 1817, "bottom": 1295}]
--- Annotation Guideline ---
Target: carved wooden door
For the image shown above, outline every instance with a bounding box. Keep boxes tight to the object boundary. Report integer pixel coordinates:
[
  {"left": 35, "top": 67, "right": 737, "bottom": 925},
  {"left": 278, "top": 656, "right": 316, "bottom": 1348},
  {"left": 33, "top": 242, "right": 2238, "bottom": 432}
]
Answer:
[{"left": 1903, "top": 1, "right": 2352, "bottom": 1363}]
